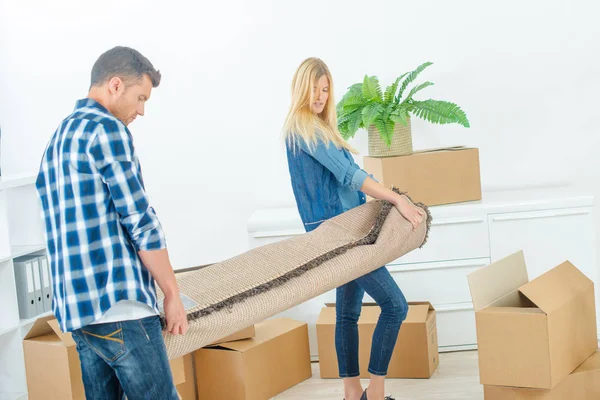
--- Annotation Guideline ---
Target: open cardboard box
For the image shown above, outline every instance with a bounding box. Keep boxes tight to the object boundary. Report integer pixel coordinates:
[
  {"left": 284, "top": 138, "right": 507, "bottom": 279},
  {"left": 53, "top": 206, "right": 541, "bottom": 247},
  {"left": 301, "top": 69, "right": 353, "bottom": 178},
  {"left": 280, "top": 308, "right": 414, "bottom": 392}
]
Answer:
[
  {"left": 316, "top": 302, "right": 438, "bottom": 379},
  {"left": 194, "top": 318, "right": 312, "bottom": 400},
  {"left": 22, "top": 315, "right": 186, "bottom": 400},
  {"left": 363, "top": 146, "right": 481, "bottom": 206},
  {"left": 467, "top": 251, "right": 597, "bottom": 389}
]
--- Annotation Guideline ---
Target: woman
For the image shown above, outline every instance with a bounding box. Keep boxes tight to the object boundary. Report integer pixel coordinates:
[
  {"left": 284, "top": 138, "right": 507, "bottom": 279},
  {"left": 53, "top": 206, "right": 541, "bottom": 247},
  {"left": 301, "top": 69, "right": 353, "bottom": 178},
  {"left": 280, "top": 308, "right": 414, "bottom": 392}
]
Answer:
[{"left": 283, "top": 57, "right": 425, "bottom": 400}]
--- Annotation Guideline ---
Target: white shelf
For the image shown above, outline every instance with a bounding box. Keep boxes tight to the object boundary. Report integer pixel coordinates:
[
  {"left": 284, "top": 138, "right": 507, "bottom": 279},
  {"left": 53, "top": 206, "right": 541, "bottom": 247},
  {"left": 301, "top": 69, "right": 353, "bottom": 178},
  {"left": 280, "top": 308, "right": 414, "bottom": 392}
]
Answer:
[
  {"left": 0, "top": 245, "right": 46, "bottom": 264},
  {"left": 0, "top": 174, "right": 37, "bottom": 191},
  {"left": 0, "top": 324, "right": 19, "bottom": 338},
  {"left": 19, "top": 312, "right": 52, "bottom": 329},
  {"left": 0, "top": 393, "right": 28, "bottom": 400},
  {"left": 0, "top": 312, "right": 52, "bottom": 338}
]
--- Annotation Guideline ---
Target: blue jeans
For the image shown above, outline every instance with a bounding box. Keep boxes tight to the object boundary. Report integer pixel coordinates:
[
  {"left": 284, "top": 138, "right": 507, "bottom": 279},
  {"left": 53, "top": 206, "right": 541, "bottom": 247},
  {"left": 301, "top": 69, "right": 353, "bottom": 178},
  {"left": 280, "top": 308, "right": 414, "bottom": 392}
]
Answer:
[
  {"left": 336, "top": 266, "right": 408, "bottom": 377},
  {"left": 71, "top": 316, "right": 179, "bottom": 400}
]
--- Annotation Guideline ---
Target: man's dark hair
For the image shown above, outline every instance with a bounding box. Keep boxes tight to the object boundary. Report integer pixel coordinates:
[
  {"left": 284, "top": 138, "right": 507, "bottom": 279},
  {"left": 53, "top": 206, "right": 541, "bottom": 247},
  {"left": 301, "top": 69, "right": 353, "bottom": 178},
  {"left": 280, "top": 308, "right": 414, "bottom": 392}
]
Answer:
[{"left": 90, "top": 46, "right": 161, "bottom": 88}]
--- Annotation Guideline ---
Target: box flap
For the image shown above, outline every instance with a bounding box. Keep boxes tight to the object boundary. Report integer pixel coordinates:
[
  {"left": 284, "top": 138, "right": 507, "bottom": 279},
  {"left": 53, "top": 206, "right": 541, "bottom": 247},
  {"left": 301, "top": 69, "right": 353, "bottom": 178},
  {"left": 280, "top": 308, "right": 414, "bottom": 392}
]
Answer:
[
  {"left": 320, "top": 302, "right": 432, "bottom": 324},
  {"left": 316, "top": 307, "right": 336, "bottom": 325},
  {"left": 47, "top": 319, "right": 76, "bottom": 347},
  {"left": 574, "top": 351, "right": 600, "bottom": 374},
  {"left": 214, "top": 319, "right": 305, "bottom": 352},
  {"left": 519, "top": 260, "right": 593, "bottom": 314},
  {"left": 210, "top": 325, "right": 255, "bottom": 345},
  {"left": 169, "top": 356, "right": 186, "bottom": 386},
  {"left": 409, "top": 301, "right": 435, "bottom": 311},
  {"left": 410, "top": 146, "right": 470, "bottom": 154},
  {"left": 404, "top": 304, "right": 430, "bottom": 323},
  {"left": 23, "top": 314, "right": 56, "bottom": 340},
  {"left": 467, "top": 251, "right": 529, "bottom": 312}
]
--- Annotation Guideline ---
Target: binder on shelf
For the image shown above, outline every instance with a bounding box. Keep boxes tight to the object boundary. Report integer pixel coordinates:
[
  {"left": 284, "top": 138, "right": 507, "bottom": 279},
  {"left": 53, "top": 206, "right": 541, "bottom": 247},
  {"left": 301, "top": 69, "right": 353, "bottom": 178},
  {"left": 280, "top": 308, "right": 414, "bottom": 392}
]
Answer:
[
  {"left": 13, "top": 257, "right": 37, "bottom": 319},
  {"left": 38, "top": 255, "right": 52, "bottom": 312},
  {"left": 31, "top": 257, "right": 44, "bottom": 315}
]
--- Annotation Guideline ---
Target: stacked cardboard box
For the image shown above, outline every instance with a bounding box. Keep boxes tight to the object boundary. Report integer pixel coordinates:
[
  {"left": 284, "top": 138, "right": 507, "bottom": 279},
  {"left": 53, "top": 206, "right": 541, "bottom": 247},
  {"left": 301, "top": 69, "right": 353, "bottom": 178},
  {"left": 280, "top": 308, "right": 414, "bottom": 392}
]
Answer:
[
  {"left": 467, "top": 251, "right": 600, "bottom": 399},
  {"left": 363, "top": 146, "right": 482, "bottom": 206},
  {"left": 316, "top": 302, "right": 439, "bottom": 379}
]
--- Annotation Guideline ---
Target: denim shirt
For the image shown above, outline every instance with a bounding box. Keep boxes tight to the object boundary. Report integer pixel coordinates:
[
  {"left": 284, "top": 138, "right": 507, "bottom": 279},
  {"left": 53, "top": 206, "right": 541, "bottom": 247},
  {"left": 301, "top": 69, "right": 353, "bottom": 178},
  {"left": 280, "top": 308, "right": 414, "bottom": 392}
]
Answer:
[{"left": 286, "top": 136, "right": 370, "bottom": 232}]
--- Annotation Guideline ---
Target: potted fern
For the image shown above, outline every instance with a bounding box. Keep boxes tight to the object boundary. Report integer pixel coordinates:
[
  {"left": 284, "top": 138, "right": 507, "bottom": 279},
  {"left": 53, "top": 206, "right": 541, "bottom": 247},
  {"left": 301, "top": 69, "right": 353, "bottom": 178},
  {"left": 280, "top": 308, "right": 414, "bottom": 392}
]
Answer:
[{"left": 337, "top": 62, "right": 470, "bottom": 157}]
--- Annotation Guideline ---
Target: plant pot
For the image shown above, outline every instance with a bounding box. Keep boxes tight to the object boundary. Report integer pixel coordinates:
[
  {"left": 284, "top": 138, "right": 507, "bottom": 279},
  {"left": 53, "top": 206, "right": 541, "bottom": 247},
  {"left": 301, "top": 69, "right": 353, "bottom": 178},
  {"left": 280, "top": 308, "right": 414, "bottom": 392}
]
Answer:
[{"left": 368, "top": 119, "right": 413, "bottom": 157}]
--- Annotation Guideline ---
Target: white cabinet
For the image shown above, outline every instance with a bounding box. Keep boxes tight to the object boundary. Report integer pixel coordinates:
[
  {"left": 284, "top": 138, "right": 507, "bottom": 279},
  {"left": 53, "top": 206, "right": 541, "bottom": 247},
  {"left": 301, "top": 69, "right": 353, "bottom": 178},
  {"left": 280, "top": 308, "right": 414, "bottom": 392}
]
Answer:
[
  {"left": 489, "top": 207, "right": 596, "bottom": 281},
  {"left": 393, "top": 215, "right": 489, "bottom": 265},
  {"left": 247, "top": 187, "right": 598, "bottom": 358},
  {"left": 384, "top": 259, "right": 491, "bottom": 307},
  {"left": 488, "top": 206, "right": 598, "bottom": 323}
]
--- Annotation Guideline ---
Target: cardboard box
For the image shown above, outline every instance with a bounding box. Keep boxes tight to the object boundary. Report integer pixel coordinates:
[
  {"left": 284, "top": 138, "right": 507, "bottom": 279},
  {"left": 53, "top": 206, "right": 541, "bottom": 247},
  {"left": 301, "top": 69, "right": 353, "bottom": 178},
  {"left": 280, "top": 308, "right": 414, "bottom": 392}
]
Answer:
[
  {"left": 484, "top": 351, "right": 600, "bottom": 399},
  {"left": 316, "top": 302, "right": 438, "bottom": 379},
  {"left": 194, "top": 318, "right": 312, "bottom": 400},
  {"left": 209, "top": 325, "right": 255, "bottom": 345},
  {"left": 176, "top": 326, "right": 255, "bottom": 399},
  {"left": 467, "top": 251, "right": 597, "bottom": 389},
  {"left": 176, "top": 353, "right": 196, "bottom": 400},
  {"left": 23, "top": 315, "right": 186, "bottom": 400},
  {"left": 363, "top": 146, "right": 482, "bottom": 206}
]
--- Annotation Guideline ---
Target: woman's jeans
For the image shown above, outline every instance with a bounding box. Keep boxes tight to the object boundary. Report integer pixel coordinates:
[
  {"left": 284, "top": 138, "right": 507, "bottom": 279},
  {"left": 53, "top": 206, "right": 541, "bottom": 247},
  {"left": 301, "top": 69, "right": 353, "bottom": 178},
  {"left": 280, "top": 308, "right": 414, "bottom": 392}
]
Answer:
[{"left": 335, "top": 266, "right": 408, "bottom": 377}]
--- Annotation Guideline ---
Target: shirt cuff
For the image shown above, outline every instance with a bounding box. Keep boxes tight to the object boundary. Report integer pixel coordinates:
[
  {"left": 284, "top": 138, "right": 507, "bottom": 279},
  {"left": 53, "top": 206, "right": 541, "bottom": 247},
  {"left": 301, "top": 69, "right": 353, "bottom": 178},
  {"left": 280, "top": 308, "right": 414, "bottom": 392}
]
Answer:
[{"left": 350, "top": 169, "right": 369, "bottom": 191}]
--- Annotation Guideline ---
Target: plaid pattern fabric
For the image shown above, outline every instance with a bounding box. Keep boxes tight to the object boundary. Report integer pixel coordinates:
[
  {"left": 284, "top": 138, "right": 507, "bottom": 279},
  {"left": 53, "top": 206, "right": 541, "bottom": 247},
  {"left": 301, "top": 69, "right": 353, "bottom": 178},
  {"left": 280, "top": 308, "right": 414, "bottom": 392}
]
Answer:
[{"left": 36, "top": 98, "right": 166, "bottom": 332}]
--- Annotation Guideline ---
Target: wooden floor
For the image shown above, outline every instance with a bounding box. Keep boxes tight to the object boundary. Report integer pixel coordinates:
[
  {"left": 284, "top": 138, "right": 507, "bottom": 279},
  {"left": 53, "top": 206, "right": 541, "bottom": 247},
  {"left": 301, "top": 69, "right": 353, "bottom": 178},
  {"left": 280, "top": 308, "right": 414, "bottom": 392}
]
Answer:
[{"left": 274, "top": 350, "right": 484, "bottom": 400}]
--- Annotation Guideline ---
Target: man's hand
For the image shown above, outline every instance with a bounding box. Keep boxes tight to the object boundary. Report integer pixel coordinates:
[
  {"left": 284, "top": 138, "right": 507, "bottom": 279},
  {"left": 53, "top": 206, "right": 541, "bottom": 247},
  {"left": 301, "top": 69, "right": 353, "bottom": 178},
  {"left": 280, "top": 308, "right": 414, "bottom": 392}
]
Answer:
[
  {"left": 164, "top": 293, "right": 189, "bottom": 335},
  {"left": 137, "top": 248, "right": 189, "bottom": 335}
]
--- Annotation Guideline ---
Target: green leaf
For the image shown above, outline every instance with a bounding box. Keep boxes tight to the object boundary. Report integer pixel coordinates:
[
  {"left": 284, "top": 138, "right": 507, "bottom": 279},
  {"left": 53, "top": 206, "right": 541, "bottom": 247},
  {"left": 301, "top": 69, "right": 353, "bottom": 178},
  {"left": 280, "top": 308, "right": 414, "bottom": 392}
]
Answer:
[
  {"left": 362, "top": 75, "right": 383, "bottom": 102},
  {"left": 383, "top": 103, "right": 394, "bottom": 122},
  {"left": 361, "top": 103, "right": 384, "bottom": 129},
  {"left": 397, "top": 62, "right": 433, "bottom": 102},
  {"left": 373, "top": 116, "right": 395, "bottom": 148},
  {"left": 409, "top": 99, "right": 470, "bottom": 127},
  {"left": 348, "top": 109, "right": 364, "bottom": 134},
  {"left": 384, "top": 73, "right": 409, "bottom": 104},
  {"left": 338, "top": 120, "right": 350, "bottom": 138},
  {"left": 338, "top": 108, "right": 363, "bottom": 139},
  {"left": 390, "top": 110, "right": 409, "bottom": 126},
  {"left": 405, "top": 81, "right": 434, "bottom": 101},
  {"left": 337, "top": 83, "right": 367, "bottom": 124}
]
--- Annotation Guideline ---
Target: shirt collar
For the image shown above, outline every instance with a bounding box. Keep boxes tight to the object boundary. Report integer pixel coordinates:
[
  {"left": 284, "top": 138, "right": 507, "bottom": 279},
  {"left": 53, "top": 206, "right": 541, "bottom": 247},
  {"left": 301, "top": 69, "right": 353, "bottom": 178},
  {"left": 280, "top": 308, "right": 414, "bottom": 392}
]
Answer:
[{"left": 74, "top": 98, "right": 111, "bottom": 115}]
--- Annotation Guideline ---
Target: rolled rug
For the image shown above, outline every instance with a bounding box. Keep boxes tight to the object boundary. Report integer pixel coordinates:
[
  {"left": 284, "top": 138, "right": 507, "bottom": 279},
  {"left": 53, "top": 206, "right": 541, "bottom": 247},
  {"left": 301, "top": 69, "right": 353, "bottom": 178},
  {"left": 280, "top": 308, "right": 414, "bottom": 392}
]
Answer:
[{"left": 158, "top": 190, "right": 431, "bottom": 359}]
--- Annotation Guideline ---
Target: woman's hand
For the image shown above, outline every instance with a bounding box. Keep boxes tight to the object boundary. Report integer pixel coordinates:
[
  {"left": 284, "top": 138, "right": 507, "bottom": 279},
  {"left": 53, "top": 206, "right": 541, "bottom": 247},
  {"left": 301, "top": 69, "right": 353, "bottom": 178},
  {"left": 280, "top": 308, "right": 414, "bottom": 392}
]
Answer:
[{"left": 393, "top": 195, "right": 425, "bottom": 230}]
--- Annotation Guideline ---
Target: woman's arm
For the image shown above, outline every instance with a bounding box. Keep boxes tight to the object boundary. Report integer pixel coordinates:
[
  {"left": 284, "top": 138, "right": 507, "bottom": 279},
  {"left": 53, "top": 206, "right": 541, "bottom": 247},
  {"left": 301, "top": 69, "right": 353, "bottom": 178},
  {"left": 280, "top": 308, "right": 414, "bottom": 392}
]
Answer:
[{"left": 360, "top": 177, "right": 425, "bottom": 230}]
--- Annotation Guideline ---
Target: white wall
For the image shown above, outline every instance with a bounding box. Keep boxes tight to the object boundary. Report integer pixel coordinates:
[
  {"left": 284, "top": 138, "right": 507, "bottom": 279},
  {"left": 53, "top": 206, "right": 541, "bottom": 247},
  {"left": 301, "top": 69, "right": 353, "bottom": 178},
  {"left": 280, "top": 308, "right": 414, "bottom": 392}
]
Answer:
[{"left": 1, "top": 0, "right": 599, "bottom": 268}]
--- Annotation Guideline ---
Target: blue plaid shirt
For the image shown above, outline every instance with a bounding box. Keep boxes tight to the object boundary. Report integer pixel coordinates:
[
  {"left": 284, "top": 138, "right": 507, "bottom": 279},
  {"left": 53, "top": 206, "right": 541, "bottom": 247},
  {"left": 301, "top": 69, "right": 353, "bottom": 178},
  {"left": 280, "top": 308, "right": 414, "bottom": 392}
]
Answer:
[{"left": 36, "top": 98, "right": 166, "bottom": 332}]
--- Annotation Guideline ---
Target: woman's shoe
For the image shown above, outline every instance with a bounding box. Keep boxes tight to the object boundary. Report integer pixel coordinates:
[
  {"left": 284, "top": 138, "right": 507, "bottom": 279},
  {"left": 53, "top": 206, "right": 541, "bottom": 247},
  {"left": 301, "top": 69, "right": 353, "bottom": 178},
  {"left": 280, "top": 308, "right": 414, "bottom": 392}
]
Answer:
[{"left": 360, "top": 390, "right": 396, "bottom": 400}]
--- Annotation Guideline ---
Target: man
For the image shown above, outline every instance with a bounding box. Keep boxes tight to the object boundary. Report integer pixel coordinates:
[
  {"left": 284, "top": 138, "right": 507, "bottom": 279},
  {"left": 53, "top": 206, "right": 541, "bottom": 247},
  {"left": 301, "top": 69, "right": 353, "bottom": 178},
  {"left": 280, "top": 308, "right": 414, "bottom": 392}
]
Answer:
[{"left": 36, "top": 46, "right": 188, "bottom": 400}]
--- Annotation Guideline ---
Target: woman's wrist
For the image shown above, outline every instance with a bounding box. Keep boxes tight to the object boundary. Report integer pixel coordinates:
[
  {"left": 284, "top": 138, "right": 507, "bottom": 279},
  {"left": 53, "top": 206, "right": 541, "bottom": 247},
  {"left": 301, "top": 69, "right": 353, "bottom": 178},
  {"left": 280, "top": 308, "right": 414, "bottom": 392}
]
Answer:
[{"left": 392, "top": 193, "right": 408, "bottom": 208}]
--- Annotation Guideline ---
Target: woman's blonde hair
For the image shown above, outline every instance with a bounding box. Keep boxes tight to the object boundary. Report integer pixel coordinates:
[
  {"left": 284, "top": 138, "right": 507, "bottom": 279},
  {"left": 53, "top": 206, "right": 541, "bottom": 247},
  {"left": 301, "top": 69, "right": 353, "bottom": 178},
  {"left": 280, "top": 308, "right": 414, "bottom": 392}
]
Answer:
[{"left": 282, "top": 57, "right": 357, "bottom": 154}]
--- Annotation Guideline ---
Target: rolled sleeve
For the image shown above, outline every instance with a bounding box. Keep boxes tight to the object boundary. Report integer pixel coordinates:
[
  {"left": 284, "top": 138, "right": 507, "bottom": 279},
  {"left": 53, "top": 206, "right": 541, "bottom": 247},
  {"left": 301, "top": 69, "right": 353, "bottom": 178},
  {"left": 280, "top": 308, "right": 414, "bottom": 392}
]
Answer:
[
  {"left": 90, "top": 122, "right": 167, "bottom": 251},
  {"left": 350, "top": 168, "right": 369, "bottom": 191}
]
